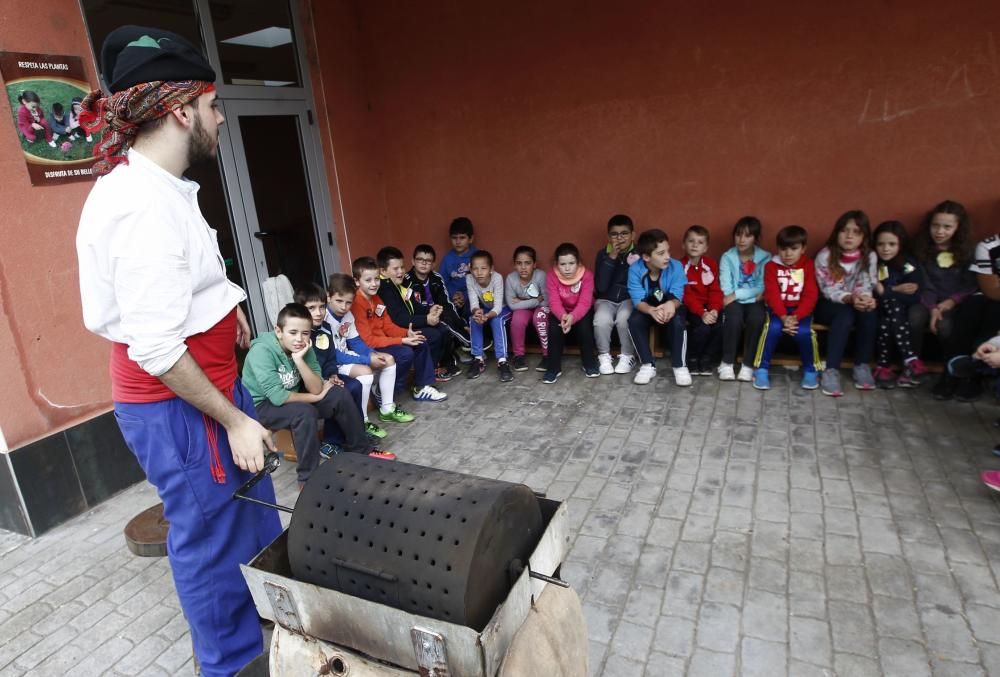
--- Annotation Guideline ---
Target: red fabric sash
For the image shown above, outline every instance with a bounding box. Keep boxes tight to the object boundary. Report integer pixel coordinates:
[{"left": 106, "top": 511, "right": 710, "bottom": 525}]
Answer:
[{"left": 110, "top": 309, "right": 238, "bottom": 403}]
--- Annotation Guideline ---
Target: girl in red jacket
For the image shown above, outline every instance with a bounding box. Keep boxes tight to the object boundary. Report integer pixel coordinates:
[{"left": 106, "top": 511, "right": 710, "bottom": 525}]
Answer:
[
  {"left": 681, "top": 226, "right": 724, "bottom": 375},
  {"left": 16, "top": 91, "right": 55, "bottom": 147}
]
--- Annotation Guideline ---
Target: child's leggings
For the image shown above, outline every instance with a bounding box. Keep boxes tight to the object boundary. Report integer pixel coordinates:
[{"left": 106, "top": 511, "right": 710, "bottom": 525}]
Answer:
[
  {"left": 754, "top": 312, "right": 821, "bottom": 373},
  {"left": 510, "top": 307, "right": 548, "bottom": 357},
  {"left": 876, "top": 299, "right": 917, "bottom": 366},
  {"left": 721, "top": 301, "right": 767, "bottom": 366},
  {"left": 471, "top": 306, "right": 512, "bottom": 360}
]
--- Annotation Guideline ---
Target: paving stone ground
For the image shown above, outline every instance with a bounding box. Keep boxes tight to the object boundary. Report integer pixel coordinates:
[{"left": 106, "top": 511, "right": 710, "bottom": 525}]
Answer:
[{"left": 2, "top": 361, "right": 1000, "bottom": 676}]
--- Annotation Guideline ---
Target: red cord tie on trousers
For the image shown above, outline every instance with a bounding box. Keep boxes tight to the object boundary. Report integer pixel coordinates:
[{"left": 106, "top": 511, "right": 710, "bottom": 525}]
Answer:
[{"left": 111, "top": 309, "right": 239, "bottom": 483}]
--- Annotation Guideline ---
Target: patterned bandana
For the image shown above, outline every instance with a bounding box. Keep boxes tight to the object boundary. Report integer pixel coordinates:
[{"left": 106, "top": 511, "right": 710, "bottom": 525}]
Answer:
[{"left": 79, "top": 80, "right": 214, "bottom": 176}]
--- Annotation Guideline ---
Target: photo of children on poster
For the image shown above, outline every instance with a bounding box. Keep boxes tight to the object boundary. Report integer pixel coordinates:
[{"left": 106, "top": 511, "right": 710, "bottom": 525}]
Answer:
[{"left": 1, "top": 51, "right": 98, "bottom": 186}]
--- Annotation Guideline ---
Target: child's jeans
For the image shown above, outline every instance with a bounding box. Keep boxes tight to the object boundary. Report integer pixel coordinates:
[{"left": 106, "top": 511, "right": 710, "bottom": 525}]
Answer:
[
  {"left": 628, "top": 306, "right": 688, "bottom": 368},
  {"left": 593, "top": 299, "right": 636, "bottom": 356},
  {"left": 471, "top": 305, "right": 512, "bottom": 360},
  {"left": 754, "top": 311, "right": 821, "bottom": 373},
  {"left": 722, "top": 301, "right": 767, "bottom": 366},
  {"left": 322, "top": 375, "right": 363, "bottom": 445},
  {"left": 510, "top": 307, "right": 548, "bottom": 357},
  {"left": 814, "top": 299, "right": 877, "bottom": 369},
  {"left": 380, "top": 341, "right": 436, "bottom": 388}
]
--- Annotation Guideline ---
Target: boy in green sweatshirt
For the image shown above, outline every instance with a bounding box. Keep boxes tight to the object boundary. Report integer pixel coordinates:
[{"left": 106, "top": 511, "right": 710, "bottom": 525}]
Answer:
[{"left": 242, "top": 303, "right": 394, "bottom": 486}]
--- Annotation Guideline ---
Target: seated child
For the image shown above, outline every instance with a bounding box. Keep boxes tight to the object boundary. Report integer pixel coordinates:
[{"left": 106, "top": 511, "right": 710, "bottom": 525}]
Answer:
[
  {"left": 814, "top": 210, "right": 879, "bottom": 396},
  {"left": 440, "top": 217, "right": 478, "bottom": 321},
  {"left": 352, "top": 257, "right": 449, "bottom": 402},
  {"left": 295, "top": 284, "right": 368, "bottom": 447},
  {"left": 544, "top": 243, "right": 599, "bottom": 383},
  {"left": 325, "top": 273, "right": 417, "bottom": 436},
  {"left": 466, "top": 250, "right": 513, "bottom": 382},
  {"left": 719, "top": 216, "right": 771, "bottom": 382},
  {"left": 505, "top": 245, "right": 549, "bottom": 372},
  {"left": 752, "top": 225, "right": 821, "bottom": 390},
  {"left": 681, "top": 225, "right": 724, "bottom": 376},
  {"left": 404, "top": 243, "right": 470, "bottom": 356},
  {"left": 871, "top": 221, "right": 927, "bottom": 389},
  {"left": 377, "top": 245, "right": 461, "bottom": 380},
  {"left": 627, "top": 229, "right": 690, "bottom": 386},
  {"left": 16, "top": 91, "right": 55, "bottom": 147},
  {"left": 48, "top": 102, "right": 70, "bottom": 139},
  {"left": 242, "top": 303, "right": 393, "bottom": 487},
  {"left": 67, "top": 97, "right": 92, "bottom": 142},
  {"left": 593, "top": 215, "right": 639, "bottom": 375}
]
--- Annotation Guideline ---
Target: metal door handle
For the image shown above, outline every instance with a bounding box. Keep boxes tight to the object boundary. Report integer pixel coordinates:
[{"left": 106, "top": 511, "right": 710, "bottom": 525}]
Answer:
[{"left": 254, "top": 231, "right": 272, "bottom": 239}]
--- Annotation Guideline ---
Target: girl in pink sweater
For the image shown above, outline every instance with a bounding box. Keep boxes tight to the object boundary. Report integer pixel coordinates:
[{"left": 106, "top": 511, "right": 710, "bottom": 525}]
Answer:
[
  {"left": 543, "top": 243, "right": 599, "bottom": 382},
  {"left": 16, "top": 91, "right": 55, "bottom": 147}
]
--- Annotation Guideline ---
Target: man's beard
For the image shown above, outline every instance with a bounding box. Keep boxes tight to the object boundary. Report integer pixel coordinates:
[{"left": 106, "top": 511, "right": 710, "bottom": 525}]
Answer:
[{"left": 187, "top": 111, "right": 217, "bottom": 167}]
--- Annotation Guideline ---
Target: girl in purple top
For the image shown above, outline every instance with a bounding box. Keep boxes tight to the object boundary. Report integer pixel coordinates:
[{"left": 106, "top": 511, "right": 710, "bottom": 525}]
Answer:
[{"left": 543, "top": 243, "right": 598, "bottom": 383}]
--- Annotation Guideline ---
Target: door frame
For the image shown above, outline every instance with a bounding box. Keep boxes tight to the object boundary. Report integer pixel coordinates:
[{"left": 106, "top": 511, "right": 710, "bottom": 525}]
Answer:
[{"left": 216, "top": 98, "right": 339, "bottom": 334}]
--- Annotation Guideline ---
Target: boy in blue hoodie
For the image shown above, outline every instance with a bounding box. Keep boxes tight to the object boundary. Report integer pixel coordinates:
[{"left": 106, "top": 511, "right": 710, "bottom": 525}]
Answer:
[
  {"left": 439, "top": 217, "right": 478, "bottom": 320},
  {"left": 241, "top": 304, "right": 392, "bottom": 487},
  {"left": 594, "top": 214, "right": 639, "bottom": 375},
  {"left": 627, "top": 229, "right": 690, "bottom": 387}
]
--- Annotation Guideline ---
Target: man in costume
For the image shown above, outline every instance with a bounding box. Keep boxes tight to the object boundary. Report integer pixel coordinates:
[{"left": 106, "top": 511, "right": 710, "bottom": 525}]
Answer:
[{"left": 76, "top": 26, "right": 282, "bottom": 675}]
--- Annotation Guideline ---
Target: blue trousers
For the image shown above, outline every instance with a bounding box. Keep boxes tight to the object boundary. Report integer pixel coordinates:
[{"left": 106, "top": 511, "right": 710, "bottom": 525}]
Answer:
[
  {"left": 470, "top": 306, "right": 512, "bottom": 360},
  {"left": 754, "top": 313, "right": 821, "bottom": 372},
  {"left": 628, "top": 307, "right": 688, "bottom": 368},
  {"left": 323, "top": 375, "right": 363, "bottom": 445},
  {"left": 114, "top": 380, "right": 282, "bottom": 677},
  {"left": 380, "top": 341, "right": 436, "bottom": 388},
  {"left": 814, "top": 298, "right": 877, "bottom": 369}
]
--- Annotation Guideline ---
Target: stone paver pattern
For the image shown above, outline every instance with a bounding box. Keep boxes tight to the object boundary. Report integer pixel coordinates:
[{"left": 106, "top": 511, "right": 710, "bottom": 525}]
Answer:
[{"left": 1, "top": 362, "right": 999, "bottom": 676}]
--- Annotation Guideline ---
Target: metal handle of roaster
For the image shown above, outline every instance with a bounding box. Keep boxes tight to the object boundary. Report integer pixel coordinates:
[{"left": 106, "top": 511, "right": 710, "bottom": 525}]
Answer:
[
  {"left": 232, "top": 452, "right": 294, "bottom": 513},
  {"left": 510, "top": 558, "right": 570, "bottom": 588}
]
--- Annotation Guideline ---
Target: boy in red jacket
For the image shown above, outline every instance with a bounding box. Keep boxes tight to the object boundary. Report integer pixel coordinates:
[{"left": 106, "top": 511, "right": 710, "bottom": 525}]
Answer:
[
  {"left": 752, "top": 226, "right": 822, "bottom": 390},
  {"left": 681, "top": 226, "right": 724, "bottom": 375},
  {"left": 352, "top": 257, "right": 448, "bottom": 403}
]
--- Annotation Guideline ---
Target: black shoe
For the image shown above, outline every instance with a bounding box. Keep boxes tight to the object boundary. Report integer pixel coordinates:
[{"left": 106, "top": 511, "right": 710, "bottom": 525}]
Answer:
[
  {"left": 466, "top": 358, "right": 485, "bottom": 379},
  {"left": 689, "top": 358, "right": 701, "bottom": 376},
  {"left": 582, "top": 365, "right": 600, "bottom": 378},
  {"left": 498, "top": 361, "right": 514, "bottom": 382},
  {"left": 956, "top": 377, "right": 982, "bottom": 403},
  {"left": 510, "top": 355, "right": 528, "bottom": 371},
  {"left": 947, "top": 356, "right": 978, "bottom": 379},
  {"left": 535, "top": 358, "right": 548, "bottom": 372},
  {"left": 542, "top": 369, "right": 561, "bottom": 384},
  {"left": 932, "top": 375, "right": 956, "bottom": 401}
]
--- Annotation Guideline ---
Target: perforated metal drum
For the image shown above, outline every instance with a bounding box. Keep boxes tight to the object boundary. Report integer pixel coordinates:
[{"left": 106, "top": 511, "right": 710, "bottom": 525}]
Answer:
[{"left": 287, "top": 454, "right": 544, "bottom": 630}]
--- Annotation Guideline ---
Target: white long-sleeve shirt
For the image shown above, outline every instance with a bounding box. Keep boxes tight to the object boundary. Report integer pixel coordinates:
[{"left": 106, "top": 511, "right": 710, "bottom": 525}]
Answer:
[{"left": 77, "top": 149, "right": 245, "bottom": 376}]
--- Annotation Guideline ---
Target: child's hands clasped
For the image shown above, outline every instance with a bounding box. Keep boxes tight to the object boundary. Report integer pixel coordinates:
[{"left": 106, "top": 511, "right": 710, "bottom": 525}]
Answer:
[
  {"left": 702, "top": 309, "right": 718, "bottom": 325},
  {"left": 472, "top": 308, "right": 486, "bottom": 325},
  {"left": 782, "top": 314, "right": 798, "bottom": 336},
  {"left": 560, "top": 313, "right": 574, "bottom": 333},
  {"left": 853, "top": 294, "right": 876, "bottom": 312},
  {"left": 370, "top": 352, "right": 392, "bottom": 368},
  {"left": 651, "top": 303, "right": 675, "bottom": 325}
]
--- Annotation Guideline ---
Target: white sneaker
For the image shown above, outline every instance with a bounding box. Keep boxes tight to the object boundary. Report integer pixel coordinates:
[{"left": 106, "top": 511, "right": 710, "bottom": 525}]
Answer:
[
  {"left": 673, "top": 367, "right": 693, "bottom": 387},
  {"left": 412, "top": 385, "right": 447, "bottom": 402},
  {"left": 597, "top": 353, "right": 614, "bottom": 375},
  {"left": 737, "top": 365, "right": 754, "bottom": 382},
  {"left": 633, "top": 364, "right": 656, "bottom": 385},
  {"left": 717, "top": 362, "right": 736, "bottom": 381},
  {"left": 48, "top": 139, "right": 56, "bottom": 148},
  {"left": 614, "top": 354, "right": 636, "bottom": 374}
]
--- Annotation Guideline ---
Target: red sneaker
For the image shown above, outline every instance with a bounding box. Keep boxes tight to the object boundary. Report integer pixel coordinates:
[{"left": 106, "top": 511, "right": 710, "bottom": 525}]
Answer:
[
  {"left": 368, "top": 450, "right": 397, "bottom": 461},
  {"left": 983, "top": 470, "right": 1000, "bottom": 492},
  {"left": 908, "top": 358, "right": 929, "bottom": 378}
]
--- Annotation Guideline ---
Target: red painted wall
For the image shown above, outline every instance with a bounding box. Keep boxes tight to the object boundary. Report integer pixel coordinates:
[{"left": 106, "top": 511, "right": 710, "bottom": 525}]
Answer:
[
  {"left": 0, "top": 0, "right": 110, "bottom": 449},
  {"left": 315, "top": 0, "right": 1000, "bottom": 272}
]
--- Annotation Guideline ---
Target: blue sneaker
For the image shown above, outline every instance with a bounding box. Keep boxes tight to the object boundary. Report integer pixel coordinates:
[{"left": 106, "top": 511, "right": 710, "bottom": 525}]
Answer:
[
  {"left": 801, "top": 371, "right": 819, "bottom": 390},
  {"left": 752, "top": 368, "right": 770, "bottom": 390}
]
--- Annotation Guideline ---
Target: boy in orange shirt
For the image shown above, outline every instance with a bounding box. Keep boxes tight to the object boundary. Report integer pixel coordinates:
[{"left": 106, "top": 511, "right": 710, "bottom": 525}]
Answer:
[{"left": 352, "top": 256, "right": 448, "bottom": 402}]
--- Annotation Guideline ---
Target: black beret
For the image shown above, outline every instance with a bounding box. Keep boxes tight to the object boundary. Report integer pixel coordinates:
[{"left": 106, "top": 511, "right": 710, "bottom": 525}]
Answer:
[{"left": 101, "top": 25, "right": 216, "bottom": 93}]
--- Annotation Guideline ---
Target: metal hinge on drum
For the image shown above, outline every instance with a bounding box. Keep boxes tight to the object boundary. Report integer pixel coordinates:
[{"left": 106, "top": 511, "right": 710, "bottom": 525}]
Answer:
[
  {"left": 265, "top": 581, "right": 304, "bottom": 634},
  {"left": 411, "top": 627, "right": 449, "bottom": 676}
]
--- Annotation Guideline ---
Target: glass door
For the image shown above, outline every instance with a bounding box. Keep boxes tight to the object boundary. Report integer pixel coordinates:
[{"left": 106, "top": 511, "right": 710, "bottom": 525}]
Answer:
[{"left": 216, "top": 99, "right": 338, "bottom": 333}]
